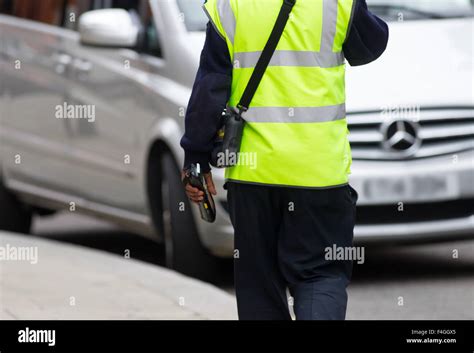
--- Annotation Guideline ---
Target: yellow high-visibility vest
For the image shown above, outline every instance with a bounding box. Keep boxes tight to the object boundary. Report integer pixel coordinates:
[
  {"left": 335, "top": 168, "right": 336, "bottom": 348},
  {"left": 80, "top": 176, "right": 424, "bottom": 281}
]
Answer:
[{"left": 204, "top": 0, "right": 355, "bottom": 188}]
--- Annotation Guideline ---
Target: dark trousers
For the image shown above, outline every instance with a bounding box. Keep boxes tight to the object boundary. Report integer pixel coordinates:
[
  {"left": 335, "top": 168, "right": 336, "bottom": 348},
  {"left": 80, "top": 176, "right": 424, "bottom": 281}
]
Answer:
[{"left": 226, "top": 182, "right": 358, "bottom": 320}]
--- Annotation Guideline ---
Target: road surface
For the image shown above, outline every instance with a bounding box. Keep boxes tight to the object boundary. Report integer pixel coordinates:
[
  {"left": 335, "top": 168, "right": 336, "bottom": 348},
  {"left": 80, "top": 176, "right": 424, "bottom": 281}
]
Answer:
[{"left": 32, "top": 211, "right": 474, "bottom": 320}]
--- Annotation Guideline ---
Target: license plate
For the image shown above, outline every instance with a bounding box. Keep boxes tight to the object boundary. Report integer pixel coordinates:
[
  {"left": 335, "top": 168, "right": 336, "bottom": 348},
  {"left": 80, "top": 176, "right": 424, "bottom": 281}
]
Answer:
[{"left": 363, "top": 175, "right": 458, "bottom": 203}]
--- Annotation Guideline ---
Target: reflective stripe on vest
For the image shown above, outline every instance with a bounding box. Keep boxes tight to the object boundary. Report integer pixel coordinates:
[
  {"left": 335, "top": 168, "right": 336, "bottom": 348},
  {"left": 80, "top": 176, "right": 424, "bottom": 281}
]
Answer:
[
  {"left": 234, "top": 50, "right": 344, "bottom": 69},
  {"left": 203, "top": 0, "right": 355, "bottom": 188},
  {"left": 242, "top": 104, "right": 346, "bottom": 123}
]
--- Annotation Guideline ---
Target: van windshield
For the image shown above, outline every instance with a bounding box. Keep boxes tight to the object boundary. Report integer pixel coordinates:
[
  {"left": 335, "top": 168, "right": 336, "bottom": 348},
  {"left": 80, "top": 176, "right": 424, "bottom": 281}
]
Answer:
[
  {"left": 177, "top": 0, "right": 474, "bottom": 32},
  {"left": 368, "top": 0, "right": 474, "bottom": 21},
  {"left": 176, "top": 0, "right": 209, "bottom": 32}
]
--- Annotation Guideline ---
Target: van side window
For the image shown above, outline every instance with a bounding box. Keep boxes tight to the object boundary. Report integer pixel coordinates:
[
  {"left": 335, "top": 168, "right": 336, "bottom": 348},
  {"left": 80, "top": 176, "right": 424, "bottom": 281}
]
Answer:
[
  {"left": 0, "top": 0, "right": 162, "bottom": 56},
  {"left": 94, "top": 0, "right": 162, "bottom": 57},
  {"left": 0, "top": 0, "right": 92, "bottom": 29},
  {"left": 140, "top": 15, "right": 162, "bottom": 58},
  {"left": 0, "top": 0, "right": 67, "bottom": 26}
]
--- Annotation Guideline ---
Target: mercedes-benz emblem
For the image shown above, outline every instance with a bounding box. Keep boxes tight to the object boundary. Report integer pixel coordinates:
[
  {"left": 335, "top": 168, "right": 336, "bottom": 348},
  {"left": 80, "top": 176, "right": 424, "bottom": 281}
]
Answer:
[{"left": 381, "top": 120, "right": 421, "bottom": 155}]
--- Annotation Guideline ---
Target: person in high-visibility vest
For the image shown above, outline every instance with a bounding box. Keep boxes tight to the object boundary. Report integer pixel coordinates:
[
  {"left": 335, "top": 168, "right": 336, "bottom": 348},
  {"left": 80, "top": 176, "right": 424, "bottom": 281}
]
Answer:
[{"left": 182, "top": 0, "right": 388, "bottom": 320}]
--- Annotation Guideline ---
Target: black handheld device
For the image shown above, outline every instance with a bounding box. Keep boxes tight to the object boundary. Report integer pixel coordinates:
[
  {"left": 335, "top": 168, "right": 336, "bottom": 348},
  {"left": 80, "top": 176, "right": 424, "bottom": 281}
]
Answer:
[
  {"left": 211, "top": 108, "right": 245, "bottom": 168},
  {"left": 183, "top": 163, "right": 216, "bottom": 223}
]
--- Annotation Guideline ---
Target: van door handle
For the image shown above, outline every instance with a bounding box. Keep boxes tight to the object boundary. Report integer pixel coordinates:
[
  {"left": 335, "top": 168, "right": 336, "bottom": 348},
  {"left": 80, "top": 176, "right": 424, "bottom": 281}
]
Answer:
[
  {"left": 51, "top": 53, "right": 72, "bottom": 74},
  {"left": 72, "top": 59, "right": 92, "bottom": 79}
]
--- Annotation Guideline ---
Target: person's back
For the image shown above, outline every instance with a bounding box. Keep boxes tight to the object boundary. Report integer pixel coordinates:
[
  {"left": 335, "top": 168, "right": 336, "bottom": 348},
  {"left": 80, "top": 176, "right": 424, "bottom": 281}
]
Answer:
[
  {"left": 205, "top": 0, "right": 354, "bottom": 188},
  {"left": 182, "top": 0, "right": 389, "bottom": 320}
]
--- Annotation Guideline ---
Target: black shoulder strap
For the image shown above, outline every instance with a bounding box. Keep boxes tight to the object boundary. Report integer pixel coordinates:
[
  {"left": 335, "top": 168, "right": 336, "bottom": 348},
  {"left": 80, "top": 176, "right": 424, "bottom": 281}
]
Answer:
[{"left": 237, "top": 0, "right": 296, "bottom": 114}]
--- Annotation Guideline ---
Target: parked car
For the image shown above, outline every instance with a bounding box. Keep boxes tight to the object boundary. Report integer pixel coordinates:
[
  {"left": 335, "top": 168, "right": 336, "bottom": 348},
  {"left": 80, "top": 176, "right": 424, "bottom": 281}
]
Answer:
[{"left": 0, "top": 0, "right": 473, "bottom": 280}]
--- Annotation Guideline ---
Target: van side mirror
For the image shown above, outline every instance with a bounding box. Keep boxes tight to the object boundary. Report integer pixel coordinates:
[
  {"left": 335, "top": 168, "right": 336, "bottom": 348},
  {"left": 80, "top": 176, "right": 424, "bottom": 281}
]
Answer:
[{"left": 78, "top": 9, "right": 141, "bottom": 48}]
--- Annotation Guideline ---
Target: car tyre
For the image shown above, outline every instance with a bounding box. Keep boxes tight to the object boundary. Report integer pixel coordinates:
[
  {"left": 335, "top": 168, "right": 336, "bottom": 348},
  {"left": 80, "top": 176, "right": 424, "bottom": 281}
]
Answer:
[
  {"left": 0, "top": 178, "right": 32, "bottom": 233},
  {"left": 160, "top": 153, "right": 223, "bottom": 282}
]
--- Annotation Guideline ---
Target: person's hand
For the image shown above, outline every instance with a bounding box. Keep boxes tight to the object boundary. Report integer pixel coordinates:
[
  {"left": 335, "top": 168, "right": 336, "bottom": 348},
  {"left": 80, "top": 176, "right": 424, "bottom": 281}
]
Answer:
[{"left": 181, "top": 170, "right": 217, "bottom": 204}]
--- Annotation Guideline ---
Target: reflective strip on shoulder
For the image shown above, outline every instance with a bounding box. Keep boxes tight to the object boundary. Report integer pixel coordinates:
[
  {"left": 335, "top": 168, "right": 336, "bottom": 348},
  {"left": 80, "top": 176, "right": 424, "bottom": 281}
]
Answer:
[
  {"left": 232, "top": 0, "right": 345, "bottom": 69},
  {"left": 234, "top": 50, "right": 344, "bottom": 69},
  {"left": 218, "top": 0, "right": 236, "bottom": 43},
  {"left": 321, "top": 0, "right": 339, "bottom": 53},
  {"left": 202, "top": 4, "right": 225, "bottom": 40},
  {"left": 219, "top": 0, "right": 236, "bottom": 43},
  {"left": 202, "top": 0, "right": 236, "bottom": 43},
  {"left": 241, "top": 104, "right": 346, "bottom": 123}
]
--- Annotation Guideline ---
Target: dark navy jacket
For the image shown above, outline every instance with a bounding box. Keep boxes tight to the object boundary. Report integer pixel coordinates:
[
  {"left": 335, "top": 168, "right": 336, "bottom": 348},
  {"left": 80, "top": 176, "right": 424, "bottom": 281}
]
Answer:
[{"left": 181, "top": 0, "right": 389, "bottom": 173}]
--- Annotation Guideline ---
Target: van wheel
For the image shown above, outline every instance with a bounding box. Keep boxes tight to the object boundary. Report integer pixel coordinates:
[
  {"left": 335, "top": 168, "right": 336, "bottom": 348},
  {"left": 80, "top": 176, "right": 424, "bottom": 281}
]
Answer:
[
  {"left": 160, "top": 153, "right": 223, "bottom": 282},
  {"left": 0, "top": 179, "right": 32, "bottom": 233}
]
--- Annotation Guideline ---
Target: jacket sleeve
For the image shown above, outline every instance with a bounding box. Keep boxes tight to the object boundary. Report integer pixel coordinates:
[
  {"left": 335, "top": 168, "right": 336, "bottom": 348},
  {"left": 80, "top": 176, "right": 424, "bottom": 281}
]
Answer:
[
  {"left": 343, "top": 0, "right": 389, "bottom": 66},
  {"left": 180, "top": 22, "right": 233, "bottom": 173}
]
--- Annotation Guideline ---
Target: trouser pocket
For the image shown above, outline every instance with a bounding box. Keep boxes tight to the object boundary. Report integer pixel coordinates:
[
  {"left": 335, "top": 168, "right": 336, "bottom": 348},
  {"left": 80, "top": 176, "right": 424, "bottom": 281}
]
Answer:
[{"left": 347, "top": 184, "right": 359, "bottom": 206}]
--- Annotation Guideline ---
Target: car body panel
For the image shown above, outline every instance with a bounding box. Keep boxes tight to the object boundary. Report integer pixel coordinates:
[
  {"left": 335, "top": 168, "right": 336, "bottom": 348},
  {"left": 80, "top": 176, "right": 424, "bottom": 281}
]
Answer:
[
  {"left": 0, "top": 16, "right": 78, "bottom": 196},
  {"left": 346, "top": 18, "right": 474, "bottom": 111}
]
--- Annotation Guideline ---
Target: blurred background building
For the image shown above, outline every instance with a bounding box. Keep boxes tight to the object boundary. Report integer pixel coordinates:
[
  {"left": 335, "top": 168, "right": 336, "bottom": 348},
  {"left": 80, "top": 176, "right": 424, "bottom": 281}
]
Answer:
[{"left": 0, "top": 0, "right": 144, "bottom": 28}]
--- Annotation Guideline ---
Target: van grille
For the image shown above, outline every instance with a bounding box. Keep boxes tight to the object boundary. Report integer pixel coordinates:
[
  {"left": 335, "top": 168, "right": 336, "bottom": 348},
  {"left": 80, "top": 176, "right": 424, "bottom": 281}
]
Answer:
[
  {"left": 355, "top": 198, "right": 474, "bottom": 224},
  {"left": 347, "top": 107, "right": 474, "bottom": 160},
  {"left": 221, "top": 199, "right": 474, "bottom": 224}
]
